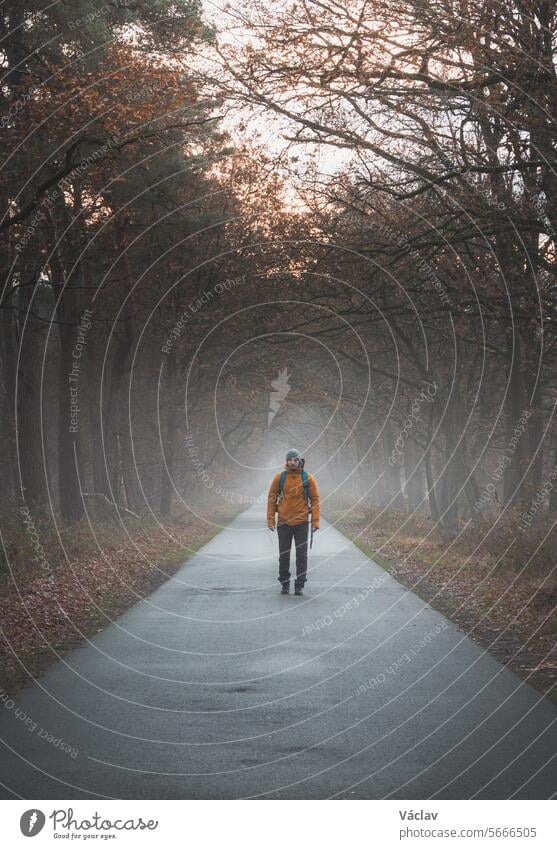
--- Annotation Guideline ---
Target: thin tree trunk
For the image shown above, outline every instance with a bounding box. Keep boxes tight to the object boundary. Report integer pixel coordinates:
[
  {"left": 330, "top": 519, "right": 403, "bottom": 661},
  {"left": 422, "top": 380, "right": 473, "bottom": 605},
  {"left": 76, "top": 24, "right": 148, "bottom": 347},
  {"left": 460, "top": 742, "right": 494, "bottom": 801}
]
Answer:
[
  {"left": 160, "top": 354, "right": 178, "bottom": 516},
  {"left": 16, "top": 280, "right": 47, "bottom": 508},
  {"left": 424, "top": 404, "right": 440, "bottom": 522}
]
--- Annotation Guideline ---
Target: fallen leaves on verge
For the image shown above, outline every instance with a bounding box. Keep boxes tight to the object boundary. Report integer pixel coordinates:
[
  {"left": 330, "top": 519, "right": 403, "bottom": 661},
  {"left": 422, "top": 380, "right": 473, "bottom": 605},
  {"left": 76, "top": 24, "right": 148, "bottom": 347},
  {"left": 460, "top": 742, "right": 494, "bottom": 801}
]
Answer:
[
  {"left": 336, "top": 511, "right": 557, "bottom": 699},
  {"left": 0, "top": 520, "right": 209, "bottom": 694}
]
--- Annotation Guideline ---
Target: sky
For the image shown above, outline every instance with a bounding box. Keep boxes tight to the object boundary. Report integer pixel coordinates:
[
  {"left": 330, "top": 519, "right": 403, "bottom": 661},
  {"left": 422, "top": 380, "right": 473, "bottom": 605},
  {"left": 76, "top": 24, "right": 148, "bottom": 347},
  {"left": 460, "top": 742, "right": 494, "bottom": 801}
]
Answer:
[{"left": 200, "top": 0, "right": 353, "bottom": 203}]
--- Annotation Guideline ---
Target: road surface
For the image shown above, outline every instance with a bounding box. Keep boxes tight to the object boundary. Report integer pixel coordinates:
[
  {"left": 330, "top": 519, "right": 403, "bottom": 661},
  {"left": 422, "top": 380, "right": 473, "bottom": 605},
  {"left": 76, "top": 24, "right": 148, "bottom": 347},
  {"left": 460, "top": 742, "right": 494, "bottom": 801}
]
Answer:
[{"left": 0, "top": 502, "right": 555, "bottom": 799}]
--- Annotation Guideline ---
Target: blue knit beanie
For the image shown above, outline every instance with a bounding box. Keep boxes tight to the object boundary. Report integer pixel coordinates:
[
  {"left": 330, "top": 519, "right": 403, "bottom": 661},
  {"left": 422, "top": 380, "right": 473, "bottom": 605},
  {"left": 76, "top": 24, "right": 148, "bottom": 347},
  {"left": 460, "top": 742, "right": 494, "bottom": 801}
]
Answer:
[{"left": 285, "top": 448, "right": 301, "bottom": 460}]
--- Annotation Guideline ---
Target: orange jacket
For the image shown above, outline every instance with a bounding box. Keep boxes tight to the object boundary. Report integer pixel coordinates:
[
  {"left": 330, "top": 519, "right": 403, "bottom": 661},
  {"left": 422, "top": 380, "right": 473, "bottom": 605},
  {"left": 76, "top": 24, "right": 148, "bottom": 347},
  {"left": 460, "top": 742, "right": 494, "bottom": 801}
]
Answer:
[{"left": 267, "top": 464, "right": 320, "bottom": 529}]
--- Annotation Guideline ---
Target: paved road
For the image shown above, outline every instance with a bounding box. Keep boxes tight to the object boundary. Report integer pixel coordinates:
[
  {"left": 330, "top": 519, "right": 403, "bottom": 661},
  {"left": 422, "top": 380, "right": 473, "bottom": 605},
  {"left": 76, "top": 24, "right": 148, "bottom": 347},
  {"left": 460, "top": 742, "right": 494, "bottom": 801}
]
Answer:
[{"left": 0, "top": 502, "right": 555, "bottom": 799}]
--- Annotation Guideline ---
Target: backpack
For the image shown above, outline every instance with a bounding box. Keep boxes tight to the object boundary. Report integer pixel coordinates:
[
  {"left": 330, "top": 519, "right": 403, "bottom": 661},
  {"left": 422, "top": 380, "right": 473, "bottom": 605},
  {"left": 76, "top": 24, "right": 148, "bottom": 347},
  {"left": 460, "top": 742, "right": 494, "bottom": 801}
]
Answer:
[{"left": 276, "top": 469, "right": 311, "bottom": 511}]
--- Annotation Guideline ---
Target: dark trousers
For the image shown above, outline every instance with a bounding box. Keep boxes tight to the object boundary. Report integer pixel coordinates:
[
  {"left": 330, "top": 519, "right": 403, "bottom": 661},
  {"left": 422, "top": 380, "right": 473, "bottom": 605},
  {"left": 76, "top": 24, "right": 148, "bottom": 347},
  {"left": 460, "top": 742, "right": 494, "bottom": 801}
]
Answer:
[{"left": 277, "top": 521, "right": 308, "bottom": 586}]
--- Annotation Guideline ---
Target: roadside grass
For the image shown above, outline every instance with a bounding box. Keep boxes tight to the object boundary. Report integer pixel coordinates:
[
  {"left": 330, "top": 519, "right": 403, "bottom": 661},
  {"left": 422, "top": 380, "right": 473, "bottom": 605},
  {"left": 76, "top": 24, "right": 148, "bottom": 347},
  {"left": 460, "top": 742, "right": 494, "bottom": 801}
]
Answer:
[
  {"left": 327, "top": 503, "right": 557, "bottom": 706},
  {"left": 0, "top": 504, "right": 241, "bottom": 696}
]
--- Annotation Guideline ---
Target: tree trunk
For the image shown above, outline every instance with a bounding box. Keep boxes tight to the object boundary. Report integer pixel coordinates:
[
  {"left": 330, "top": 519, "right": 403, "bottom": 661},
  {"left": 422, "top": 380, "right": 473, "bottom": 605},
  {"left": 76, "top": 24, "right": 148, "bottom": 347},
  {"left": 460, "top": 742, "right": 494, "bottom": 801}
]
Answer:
[
  {"left": 382, "top": 422, "right": 405, "bottom": 509},
  {"left": 0, "top": 308, "right": 18, "bottom": 503},
  {"left": 403, "top": 436, "right": 424, "bottom": 513},
  {"left": 49, "top": 203, "right": 85, "bottom": 522},
  {"left": 503, "top": 328, "right": 525, "bottom": 506},
  {"left": 16, "top": 281, "right": 48, "bottom": 508},
  {"left": 424, "top": 404, "right": 440, "bottom": 522},
  {"left": 160, "top": 355, "right": 178, "bottom": 516}
]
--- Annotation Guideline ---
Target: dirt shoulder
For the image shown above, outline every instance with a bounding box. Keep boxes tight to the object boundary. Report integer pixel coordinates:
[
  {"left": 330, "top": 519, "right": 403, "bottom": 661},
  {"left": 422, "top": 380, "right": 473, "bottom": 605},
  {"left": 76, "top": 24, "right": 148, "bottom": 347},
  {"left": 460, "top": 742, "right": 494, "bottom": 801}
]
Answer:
[
  {"left": 329, "top": 507, "right": 557, "bottom": 706},
  {"left": 0, "top": 509, "right": 239, "bottom": 696}
]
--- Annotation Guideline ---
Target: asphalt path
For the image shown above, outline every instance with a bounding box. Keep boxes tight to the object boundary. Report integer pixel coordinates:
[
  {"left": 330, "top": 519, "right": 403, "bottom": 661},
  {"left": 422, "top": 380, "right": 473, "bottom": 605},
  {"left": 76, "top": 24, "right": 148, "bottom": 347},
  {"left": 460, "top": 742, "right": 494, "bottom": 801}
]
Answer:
[{"left": 0, "top": 502, "right": 555, "bottom": 799}]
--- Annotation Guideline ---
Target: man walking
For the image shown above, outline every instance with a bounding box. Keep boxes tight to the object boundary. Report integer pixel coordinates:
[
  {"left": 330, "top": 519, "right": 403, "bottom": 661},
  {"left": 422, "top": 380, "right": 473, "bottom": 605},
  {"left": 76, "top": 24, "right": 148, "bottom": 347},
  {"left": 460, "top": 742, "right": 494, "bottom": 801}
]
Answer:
[{"left": 267, "top": 449, "right": 320, "bottom": 596}]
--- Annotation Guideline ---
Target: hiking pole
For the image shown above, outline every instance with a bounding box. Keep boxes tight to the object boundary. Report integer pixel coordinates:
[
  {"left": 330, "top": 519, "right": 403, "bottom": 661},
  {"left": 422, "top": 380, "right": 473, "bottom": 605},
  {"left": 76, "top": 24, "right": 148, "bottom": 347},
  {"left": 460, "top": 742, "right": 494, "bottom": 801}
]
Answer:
[
  {"left": 267, "top": 513, "right": 277, "bottom": 548},
  {"left": 266, "top": 524, "right": 275, "bottom": 549}
]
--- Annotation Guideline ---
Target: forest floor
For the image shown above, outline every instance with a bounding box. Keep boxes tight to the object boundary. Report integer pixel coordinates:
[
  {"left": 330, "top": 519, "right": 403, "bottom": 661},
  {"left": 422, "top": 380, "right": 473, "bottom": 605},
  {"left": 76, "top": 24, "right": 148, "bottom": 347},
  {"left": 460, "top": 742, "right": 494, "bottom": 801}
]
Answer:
[
  {"left": 329, "top": 505, "right": 557, "bottom": 706},
  {"left": 0, "top": 506, "right": 239, "bottom": 696}
]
